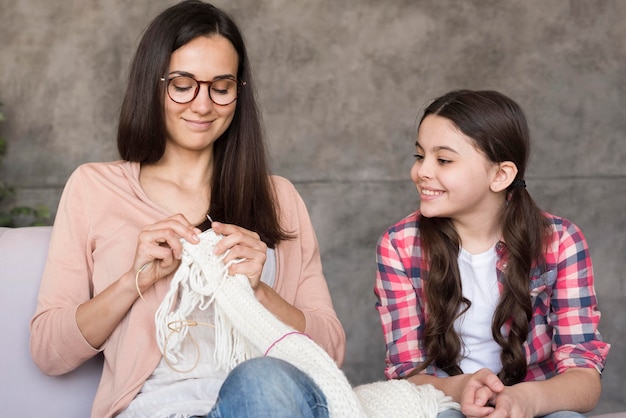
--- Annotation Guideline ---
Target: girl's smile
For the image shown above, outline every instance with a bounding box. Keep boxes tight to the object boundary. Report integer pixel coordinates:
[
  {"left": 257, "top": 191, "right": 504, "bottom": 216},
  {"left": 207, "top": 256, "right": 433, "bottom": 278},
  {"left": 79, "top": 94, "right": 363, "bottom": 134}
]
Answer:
[
  {"left": 419, "top": 187, "right": 445, "bottom": 199},
  {"left": 411, "top": 115, "right": 503, "bottom": 225}
]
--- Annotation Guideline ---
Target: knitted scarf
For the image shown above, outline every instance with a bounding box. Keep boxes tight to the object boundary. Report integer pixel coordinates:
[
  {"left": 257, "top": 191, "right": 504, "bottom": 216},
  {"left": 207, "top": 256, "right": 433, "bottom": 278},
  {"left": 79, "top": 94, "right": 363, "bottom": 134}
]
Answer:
[{"left": 155, "top": 229, "right": 459, "bottom": 417}]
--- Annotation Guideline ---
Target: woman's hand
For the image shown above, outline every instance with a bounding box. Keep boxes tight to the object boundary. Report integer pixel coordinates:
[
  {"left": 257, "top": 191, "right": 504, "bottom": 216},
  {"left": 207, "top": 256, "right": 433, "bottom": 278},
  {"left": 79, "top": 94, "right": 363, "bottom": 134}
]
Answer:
[
  {"left": 211, "top": 221, "right": 267, "bottom": 289},
  {"left": 132, "top": 213, "right": 201, "bottom": 292},
  {"left": 76, "top": 214, "right": 200, "bottom": 348},
  {"left": 210, "top": 221, "right": 305, "bottom": 332}
]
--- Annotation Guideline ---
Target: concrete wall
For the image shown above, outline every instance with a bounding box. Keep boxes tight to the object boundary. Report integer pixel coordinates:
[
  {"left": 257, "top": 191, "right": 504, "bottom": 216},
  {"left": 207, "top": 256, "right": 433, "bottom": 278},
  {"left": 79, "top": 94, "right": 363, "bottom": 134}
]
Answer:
[{"left": 1, "top": 0, "right": 624, "bottom": 414}]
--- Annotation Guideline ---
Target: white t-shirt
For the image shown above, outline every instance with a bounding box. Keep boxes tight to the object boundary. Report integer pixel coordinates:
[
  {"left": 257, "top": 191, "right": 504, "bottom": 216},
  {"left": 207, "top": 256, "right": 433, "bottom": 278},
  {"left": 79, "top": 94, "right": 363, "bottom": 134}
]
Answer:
[
  {"left": 455, "top": 245, "right": 502, "bottom": 374},
  {"left": 119, "top": 248, "right": 276, "bottom": 418}
]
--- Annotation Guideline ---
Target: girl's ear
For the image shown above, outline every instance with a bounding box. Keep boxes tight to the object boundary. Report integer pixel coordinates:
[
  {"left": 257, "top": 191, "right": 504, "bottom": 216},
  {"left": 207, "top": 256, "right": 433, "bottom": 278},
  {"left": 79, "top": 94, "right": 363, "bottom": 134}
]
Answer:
[{"left": 490, "top": 161, "right": 518, "bottom": 193}]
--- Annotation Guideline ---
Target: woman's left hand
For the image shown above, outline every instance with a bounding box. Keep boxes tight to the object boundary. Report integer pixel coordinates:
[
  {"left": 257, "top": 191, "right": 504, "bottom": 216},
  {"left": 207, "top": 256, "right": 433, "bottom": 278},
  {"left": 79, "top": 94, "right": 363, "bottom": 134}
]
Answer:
[{"left": 211, "top": 221, "right": 267, "bottom": 289}]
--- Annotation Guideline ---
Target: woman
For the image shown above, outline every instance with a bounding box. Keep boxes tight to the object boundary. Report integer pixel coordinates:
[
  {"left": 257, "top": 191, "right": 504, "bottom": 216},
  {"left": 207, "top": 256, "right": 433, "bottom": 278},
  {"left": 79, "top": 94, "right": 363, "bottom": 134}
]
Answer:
[
  {"left": 30, "top": 1, "right": 344, "bottom": 417},
  {"left": 375, "top": 90, "right": 609, "bottom": 417}
]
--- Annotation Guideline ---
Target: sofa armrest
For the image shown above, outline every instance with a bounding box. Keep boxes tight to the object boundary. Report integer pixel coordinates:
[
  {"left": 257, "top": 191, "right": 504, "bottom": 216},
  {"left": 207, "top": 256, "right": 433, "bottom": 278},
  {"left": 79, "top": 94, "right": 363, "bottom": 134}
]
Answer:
[{"left": 0, "top": 227, "right": 102, "bottom": 416}]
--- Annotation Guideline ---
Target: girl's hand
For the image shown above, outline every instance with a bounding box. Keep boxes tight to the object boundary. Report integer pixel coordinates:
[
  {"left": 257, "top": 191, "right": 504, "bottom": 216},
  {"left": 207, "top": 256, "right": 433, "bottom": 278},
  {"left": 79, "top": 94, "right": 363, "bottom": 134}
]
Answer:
[
  {"left": 461, "top": 368, "right": 505, "bottom": 418},
  {"left": 132, "top": 213, "right": 201, "bottom": 292},
  {"left": 211, "top": 221, "right": 267, "bottom": 290},
  {"left": 485, "top": 385, "right": 534, "bottom": 418}
]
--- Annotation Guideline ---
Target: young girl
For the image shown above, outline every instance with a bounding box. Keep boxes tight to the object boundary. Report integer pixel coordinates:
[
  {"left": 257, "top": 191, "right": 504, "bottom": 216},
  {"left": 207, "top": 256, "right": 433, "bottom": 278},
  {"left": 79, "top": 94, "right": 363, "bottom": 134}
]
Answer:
[
  {"left": 375, "top": 90, "right": 610, "bottom": 418},
  {"left": 30, "top": 1, "right": 343, "bottom": 417}
]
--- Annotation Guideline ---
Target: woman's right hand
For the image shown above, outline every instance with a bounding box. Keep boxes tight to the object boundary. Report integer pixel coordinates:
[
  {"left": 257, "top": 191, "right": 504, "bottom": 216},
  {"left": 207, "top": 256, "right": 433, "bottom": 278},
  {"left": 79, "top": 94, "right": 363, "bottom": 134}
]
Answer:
[
  {"left": 76, "top": 214, "right": 200, "bottom": 348},
  {"left": 132, "top": 213, "right": 201, "bottom": 293}
]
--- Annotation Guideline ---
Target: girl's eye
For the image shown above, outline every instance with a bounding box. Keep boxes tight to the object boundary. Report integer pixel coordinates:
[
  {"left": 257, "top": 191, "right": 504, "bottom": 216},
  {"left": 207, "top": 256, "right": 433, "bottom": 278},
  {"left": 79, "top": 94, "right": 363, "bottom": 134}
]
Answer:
[
  {"left": 438, "top": 158, "right": 451, "bottom": 165},
  {"left": 413, "top": 154, "right": 424, "bottom": 161}
]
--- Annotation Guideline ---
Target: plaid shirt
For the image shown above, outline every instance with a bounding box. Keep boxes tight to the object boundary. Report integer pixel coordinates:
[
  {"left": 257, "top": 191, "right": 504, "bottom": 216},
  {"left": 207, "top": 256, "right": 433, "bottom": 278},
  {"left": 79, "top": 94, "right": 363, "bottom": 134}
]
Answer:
[{"left": 375, "top": 211, "right": 610, "bottom": 381}]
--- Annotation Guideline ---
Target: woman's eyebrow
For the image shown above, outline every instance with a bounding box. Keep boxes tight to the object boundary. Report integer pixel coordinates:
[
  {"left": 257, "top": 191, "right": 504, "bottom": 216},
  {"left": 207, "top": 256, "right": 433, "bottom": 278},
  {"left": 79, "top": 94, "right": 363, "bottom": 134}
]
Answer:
[
  {"left": 167, "top": 70, "right": 194, "bottom": 77},
  {"left": 167, "top": 70, "right": 236, "bottom": 80}
]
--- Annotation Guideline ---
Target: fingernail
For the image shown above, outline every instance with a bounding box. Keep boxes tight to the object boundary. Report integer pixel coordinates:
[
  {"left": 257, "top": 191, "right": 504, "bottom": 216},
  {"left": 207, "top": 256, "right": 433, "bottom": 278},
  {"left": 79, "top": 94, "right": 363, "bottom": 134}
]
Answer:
[{"left": 192, "top": 234, "right": 199, "bottom": 242}]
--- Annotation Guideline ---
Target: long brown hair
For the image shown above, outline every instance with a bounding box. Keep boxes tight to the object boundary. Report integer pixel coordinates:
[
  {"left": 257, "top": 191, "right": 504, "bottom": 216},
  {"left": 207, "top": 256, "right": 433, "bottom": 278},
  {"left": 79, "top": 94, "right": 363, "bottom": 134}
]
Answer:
[
  {"left": 414, "top": 90, "right": 550, "bottom": 385},
  {"left": 117, "top": 0, "right": 290, "bottom": 247}
]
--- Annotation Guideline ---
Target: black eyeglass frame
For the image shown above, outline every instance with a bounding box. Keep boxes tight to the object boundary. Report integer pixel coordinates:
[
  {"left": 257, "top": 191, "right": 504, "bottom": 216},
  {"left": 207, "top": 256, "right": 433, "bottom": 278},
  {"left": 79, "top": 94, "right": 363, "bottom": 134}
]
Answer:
[{"left": 160, "top": 73, "right": 246, "bottom": 106}]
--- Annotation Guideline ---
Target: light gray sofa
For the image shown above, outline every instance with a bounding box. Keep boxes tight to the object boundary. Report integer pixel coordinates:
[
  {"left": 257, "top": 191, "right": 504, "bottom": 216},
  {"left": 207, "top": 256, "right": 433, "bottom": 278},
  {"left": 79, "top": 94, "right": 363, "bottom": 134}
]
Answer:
[
  {"left": 0, "top": 226, "right": 101, "bottom": 416},
  {"left": 0, "top": 226, "right": 623, "bottom": 417}
]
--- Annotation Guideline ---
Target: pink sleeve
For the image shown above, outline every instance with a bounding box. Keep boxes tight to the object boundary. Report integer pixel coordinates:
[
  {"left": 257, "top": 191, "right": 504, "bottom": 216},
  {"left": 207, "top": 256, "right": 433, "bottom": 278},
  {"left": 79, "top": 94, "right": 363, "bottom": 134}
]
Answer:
[{"left": 30, "top": 166, "right": 101, "bottom": 376}]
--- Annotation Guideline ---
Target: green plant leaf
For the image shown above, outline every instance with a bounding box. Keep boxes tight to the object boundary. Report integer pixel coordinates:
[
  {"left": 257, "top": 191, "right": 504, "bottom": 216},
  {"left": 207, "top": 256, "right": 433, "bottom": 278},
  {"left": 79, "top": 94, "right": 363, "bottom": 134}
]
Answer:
[{"left": 0, "top": 100, "right": 52, "bottom": 227}]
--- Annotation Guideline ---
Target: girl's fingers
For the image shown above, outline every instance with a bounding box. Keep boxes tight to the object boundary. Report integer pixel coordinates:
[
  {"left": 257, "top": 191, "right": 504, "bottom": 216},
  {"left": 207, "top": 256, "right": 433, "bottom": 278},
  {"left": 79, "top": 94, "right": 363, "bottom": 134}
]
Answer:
[{"left": 474, "top": 386, "right": 495, "bottom": 407}]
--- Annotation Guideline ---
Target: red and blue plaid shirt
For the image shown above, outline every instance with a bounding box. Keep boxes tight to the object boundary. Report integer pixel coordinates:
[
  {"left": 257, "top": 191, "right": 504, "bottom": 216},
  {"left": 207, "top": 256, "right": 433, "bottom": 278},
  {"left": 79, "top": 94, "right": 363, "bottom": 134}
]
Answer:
[{"left": 375, "top": 211, "right": 610, "bottom": 381}]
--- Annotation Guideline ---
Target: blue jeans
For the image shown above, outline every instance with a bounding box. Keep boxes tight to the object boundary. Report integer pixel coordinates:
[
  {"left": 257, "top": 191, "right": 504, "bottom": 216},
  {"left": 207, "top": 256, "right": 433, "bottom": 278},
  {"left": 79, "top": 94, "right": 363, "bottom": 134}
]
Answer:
[
  {"left": 206, "top": 357, "right": 329, "bottom": 418},
  {"left": 438, "top": 409, "right": 586, "bottom": 418}
]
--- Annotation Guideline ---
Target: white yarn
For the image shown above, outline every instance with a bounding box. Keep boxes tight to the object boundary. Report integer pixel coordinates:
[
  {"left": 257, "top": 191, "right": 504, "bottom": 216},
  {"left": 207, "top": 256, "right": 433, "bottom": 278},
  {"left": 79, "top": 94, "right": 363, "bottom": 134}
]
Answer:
[
  {"left": 354, "top": 380, "right": 460, "bottom": 417},
  {"left": 155, "top": 229, "right": 460, "bottom": 417},
  {"left": 155, "top": 232, "right": 259, "bottom": 369}
]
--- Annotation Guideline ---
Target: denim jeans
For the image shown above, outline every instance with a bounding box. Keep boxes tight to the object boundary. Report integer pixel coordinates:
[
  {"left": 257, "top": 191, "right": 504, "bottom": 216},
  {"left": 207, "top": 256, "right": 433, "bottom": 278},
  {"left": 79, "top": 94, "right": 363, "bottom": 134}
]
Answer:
[
  {"left": 437, "top": 409, "right": 586, "bottom": 418},
  {"left": 206, "top": 357, "right": 329, "bottom": 418}
]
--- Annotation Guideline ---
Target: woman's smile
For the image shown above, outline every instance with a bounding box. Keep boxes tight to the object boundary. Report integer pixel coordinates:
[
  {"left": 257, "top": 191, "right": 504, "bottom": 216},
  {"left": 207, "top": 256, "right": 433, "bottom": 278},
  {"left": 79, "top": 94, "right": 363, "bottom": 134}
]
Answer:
[{"left": 183, "top": 117, "right": 215, "bottom": 131}]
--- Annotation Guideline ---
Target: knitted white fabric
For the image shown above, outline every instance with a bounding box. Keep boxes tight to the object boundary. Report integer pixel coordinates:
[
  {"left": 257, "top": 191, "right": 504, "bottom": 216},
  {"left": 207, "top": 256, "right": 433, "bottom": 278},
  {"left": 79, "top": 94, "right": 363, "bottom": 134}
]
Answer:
[
  {"left": 155, "top": 229, "right": 460, "bottom": 417},
  {"left": 354, "top": 380, "right": 458, "bottom": 417}
]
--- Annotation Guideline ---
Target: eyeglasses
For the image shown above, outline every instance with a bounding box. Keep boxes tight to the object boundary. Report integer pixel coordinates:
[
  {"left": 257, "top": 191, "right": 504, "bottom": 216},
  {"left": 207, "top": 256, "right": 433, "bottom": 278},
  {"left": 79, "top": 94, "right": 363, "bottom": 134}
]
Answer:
[{"left": 161, "top": 74, "right": 246, "bottom": 106}]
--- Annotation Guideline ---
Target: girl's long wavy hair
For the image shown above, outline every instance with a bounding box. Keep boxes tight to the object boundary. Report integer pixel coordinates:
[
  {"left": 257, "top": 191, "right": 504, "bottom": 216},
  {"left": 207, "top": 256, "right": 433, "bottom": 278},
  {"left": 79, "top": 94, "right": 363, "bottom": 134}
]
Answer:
[
  {"left": 117, "top": 0, "right": 290, "bottom": 247},
  {"left": 413, "top": 90, "right": 550, "bottom": 385}
]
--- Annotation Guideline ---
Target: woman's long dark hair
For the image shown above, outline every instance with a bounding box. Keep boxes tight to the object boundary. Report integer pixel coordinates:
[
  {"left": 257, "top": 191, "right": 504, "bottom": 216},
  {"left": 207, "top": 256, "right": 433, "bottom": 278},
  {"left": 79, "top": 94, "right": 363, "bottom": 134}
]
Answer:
[
  {"left": 413, "top": 90, "right": 550, "bottom": 385},
  {"left": 117, "top": 0, "right": 289, "bottom": 247}
]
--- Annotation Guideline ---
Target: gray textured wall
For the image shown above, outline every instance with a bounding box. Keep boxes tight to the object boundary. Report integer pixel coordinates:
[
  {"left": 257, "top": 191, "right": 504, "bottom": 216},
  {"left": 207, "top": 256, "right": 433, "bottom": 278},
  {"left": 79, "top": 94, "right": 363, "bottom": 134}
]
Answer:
[{"left": 1, "top": 0, "right": 624, "bottom": 414}]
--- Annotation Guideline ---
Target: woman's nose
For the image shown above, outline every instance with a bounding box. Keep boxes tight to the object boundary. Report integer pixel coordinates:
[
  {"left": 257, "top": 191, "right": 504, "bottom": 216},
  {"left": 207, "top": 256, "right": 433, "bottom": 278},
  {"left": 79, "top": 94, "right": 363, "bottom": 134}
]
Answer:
[{"left": 189, "top": 84, "right": 215, "bottom": 113}]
